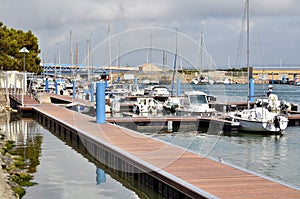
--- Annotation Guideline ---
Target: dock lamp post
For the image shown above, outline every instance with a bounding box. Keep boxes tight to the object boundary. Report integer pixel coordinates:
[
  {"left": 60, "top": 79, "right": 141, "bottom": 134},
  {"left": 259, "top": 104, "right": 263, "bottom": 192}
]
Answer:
[{"left": 19, "top": 47, "right": 29, "bottom": 106}]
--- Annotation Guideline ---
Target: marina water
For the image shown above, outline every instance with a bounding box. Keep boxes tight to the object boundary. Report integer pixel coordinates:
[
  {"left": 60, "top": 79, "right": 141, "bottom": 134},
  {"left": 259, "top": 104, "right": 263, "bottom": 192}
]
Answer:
[{"left": 1, "top": 83, "right": 300, "bottom": 198}]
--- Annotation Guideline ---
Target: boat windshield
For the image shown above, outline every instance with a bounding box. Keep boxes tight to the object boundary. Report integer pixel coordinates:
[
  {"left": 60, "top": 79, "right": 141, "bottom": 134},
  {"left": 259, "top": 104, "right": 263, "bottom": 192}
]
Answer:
[
  {"left": 189, "top": 95, "right": 207, "bottom": 105},
  {"left": 130, "top": 85, "right": 139, "bottom": 92},
  {"left": 113, "top": 84, "right": 125, "bottom": 89}
]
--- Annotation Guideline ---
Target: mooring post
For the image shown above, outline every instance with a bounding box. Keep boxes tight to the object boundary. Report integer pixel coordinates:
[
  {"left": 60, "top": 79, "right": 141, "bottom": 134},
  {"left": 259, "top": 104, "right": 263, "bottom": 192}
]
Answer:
[
  {"left": 96, "top": 82, "right": 106, "bottom": 124},
  {"left": 168, "top": 121, "right": 173, "bottom": 132},
  {"left": 72, "top": 81, "right": 76, "bottom": 99},
  {"left": 91, "top": 83, "right": 94, "bottom": 102},
  {"left": 249, "top": 78, "right": 255, "bottom": 103},
  {"left": 177, "top": 78, "right": 181, "bottom": 96},
  {"left": 55, "top": 81, "right": 58, "bottom": 95},
  {"left": 46, "top": 78, "right": 49, "bottom": 93},
  {"left": 134, "top": 77, "right": 138, "bottom": 85}
]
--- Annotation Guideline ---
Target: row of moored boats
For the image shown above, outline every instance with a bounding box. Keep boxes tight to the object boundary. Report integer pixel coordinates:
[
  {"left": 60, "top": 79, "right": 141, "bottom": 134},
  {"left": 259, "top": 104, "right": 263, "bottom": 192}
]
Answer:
[{"left": 29, "top": 77, "right": 290, "bottom": 135}]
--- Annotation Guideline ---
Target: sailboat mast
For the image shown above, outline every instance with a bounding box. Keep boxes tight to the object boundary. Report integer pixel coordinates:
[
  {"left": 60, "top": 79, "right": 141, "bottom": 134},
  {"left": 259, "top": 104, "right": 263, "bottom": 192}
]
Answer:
[
  {"left": 87, "top": 39, "right": 90, "bottom": 81},
  {"left": 70, "top": 30, "right": 73, "bottom": 66},
  {"left": 171, "top": 28, "right": 178, "bottom": 96},
  {"left": 162, "top": 50, "right": 165, "bottom": 73},
  {"left": 108, "top": 25, "right": 112, "bottom": 83},
  {"left": 197, "top": 32, "right": 204, "bottom": 81},
  {"left": 246, "top": 0, "right": 250, "bottom": 109},
  {"left": 200, "top": 32, "right": 203, "bottom": 72},
  {"left": 150, "top": 34, "right": 153, "bottom": 71}
]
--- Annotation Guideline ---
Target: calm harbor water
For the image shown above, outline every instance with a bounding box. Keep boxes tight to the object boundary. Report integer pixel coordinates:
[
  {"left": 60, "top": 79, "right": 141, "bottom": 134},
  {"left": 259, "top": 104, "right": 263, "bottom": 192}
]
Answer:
[
  {"left": 0, "top": 117, "right": 142, "bottom": 199},
  {"left": 1, "top": 83, "right": 300, "bottom": 198}
]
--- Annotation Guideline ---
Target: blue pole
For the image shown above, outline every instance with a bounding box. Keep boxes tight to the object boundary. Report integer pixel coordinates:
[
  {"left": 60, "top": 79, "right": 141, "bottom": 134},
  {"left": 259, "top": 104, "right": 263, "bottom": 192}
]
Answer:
[
  {"left": 72, "top": 81, "right": 76, "bottom": 99},
  {"left": 96, "top": 82, "right": 106, "bottom": 124},
  {"left": 45, "top": 78, "right": 49, "bottom": 93},
  {"left": 90, "top": 83, "right": 94, "bottom": 102},
  {"left": 249, "top": 78, "right": 255, "bottom": 103},
  {"left": 134, "top": 77, "right": 138, "bottom": 85},
  {"left": 55, "top": 81, "right": 58, "bottom": 95},
  {"left": 176, "top": 78, "right": 181, "bottom": 96},
  {"left": 282, "top": 76, "right": 286, "bottom": 84}
]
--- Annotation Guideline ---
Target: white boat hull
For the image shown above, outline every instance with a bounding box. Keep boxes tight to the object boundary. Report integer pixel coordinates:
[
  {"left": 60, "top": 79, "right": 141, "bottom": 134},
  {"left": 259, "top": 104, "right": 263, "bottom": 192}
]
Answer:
[
  {"left": 228, "top": 107, "right": 289, "bottom": 134},
  {"left": 238, "top": 116, "right": 288, "bottom": 133}
]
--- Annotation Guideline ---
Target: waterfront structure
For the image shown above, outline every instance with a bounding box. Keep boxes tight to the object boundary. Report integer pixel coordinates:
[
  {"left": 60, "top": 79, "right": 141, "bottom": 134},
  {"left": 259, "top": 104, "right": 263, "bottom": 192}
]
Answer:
[
  {"left": 138, "top": 63, "right": 163, "bottom": 72},
  {"left": 8, "top": 93, "right": 300, "bottom": 198},
  {"left": 253, "top": 66, "right": 300, "bottom": 83}
]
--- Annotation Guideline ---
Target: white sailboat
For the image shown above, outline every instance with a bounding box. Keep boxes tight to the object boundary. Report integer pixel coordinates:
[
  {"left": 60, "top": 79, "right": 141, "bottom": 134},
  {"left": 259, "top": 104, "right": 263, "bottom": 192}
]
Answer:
[
  {"left": 191, "top": 32, "right": 214, "bottom": 85},
  {"left": 228, "top": 107, "right": 288, "bottom": 133},
  {"left": 228, "top": 0, "right": 288, "bottom": 134}
]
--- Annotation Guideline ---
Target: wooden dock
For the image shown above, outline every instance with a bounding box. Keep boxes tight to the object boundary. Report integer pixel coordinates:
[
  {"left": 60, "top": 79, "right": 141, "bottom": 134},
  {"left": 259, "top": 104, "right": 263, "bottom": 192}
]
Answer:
[{"left": 8, "top": 94, "right": 300, "bottom": 198}]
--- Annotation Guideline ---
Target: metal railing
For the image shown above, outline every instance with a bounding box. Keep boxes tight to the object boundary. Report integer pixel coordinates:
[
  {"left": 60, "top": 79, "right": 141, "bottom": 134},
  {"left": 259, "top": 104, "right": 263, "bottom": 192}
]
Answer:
[{"left": 9, "top": 84, "right": 23, "bottom": 105}]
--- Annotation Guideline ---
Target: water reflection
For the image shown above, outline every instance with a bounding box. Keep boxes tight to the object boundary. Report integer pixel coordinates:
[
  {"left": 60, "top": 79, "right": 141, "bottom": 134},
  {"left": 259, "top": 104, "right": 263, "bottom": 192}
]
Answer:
[
  {"left": 0, "top": 113, "right": 42, "bottom": 173},
  {"left": 96, "top": 167, "right": 106, "bottom": 185},
  {"left": 0, "top": 113, "right": 161, "bottom": 199}
]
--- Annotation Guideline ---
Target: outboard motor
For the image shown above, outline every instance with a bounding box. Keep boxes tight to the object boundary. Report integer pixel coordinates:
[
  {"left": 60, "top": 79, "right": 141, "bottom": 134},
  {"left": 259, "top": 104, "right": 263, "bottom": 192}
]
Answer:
[{"left": 274, "top": 116, "right": 280, "bottom": 129}]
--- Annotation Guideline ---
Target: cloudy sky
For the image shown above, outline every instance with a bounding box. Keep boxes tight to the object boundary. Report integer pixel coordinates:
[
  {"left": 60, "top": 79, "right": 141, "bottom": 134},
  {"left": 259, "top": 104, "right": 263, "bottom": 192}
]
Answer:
[{"left": 1, "top": 0, "right": 300, "bottom": 69}]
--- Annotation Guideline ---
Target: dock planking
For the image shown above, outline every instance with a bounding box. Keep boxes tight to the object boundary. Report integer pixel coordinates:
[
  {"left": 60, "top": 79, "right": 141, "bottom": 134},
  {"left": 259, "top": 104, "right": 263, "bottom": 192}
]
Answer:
[
  {"left": 30, "top": 103, "right": 300, "bottom": 199},
  {"left": 9, "top": 94, "right": 40, "bottom": 105},
  {"left": 9, "top": 94, "right": 40, "bottom": 115}
]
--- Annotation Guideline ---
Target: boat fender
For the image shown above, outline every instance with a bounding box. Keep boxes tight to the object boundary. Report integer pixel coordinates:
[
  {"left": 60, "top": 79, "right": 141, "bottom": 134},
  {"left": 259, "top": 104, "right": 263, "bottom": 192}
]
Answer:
[
  {"left": 148, "top": 106, "right": 152, "bottom": 113},
  {"left": 266, "top": 119, "right": 273, "bottom": 128},
  {"left": 136, "top": 105, "right": 140, "bottom": 114},
  {"left": 170, "top": 106, "right": 176, "bottom": 114},
  {"left": 140, "top": 104, "right": 144, "bottom": 113}
]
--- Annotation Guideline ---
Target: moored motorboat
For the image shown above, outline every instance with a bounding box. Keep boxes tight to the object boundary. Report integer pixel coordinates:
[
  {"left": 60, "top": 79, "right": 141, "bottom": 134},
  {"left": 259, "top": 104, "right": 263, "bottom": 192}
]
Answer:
[
  {"left": 227, "top": 107, "right": 288, "bottom": 134},
  {"left": 175, "top": 91, "right": 216, "bottom": 116},
  {"left": 133, "top": 97, "right": 164, "bottom": 115}
]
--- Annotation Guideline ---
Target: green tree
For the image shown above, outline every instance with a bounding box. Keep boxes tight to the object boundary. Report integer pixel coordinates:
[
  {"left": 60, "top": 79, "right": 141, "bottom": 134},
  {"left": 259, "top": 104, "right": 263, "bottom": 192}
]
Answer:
[{"left": 0, "top": 22, "right": 42, "bottom": 73}]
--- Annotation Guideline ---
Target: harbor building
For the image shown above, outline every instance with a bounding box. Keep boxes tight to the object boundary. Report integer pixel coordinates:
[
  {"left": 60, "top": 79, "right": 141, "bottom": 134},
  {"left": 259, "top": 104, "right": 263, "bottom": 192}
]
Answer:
[
  {"left": 138, "top": 63, "right": 163, "bottom": 72},
  {"left": 10, "top": 63, "right": 300, "bottom": 85}
]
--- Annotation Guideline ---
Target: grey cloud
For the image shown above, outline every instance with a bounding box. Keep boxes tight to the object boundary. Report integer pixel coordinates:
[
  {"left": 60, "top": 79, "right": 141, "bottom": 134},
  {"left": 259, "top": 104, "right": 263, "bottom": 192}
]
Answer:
[{"left": 1, "top": 0, "right": 300, "bottom": 66}]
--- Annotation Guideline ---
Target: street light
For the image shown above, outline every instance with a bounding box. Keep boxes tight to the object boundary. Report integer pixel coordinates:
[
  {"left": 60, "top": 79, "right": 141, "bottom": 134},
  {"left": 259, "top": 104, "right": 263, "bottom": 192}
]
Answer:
[{"left": 19, "top": 47, "right": 29, "bottom": 105}]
